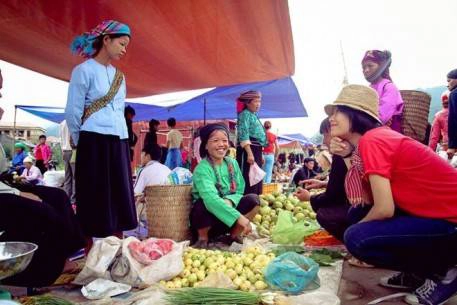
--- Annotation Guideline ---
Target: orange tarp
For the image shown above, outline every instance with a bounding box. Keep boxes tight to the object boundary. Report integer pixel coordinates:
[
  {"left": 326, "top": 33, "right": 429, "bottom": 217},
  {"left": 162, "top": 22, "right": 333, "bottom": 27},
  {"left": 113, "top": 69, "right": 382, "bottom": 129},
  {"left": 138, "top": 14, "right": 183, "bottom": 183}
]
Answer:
[{"left": 0, "top": 0, "right": 294, "bottom": 98}]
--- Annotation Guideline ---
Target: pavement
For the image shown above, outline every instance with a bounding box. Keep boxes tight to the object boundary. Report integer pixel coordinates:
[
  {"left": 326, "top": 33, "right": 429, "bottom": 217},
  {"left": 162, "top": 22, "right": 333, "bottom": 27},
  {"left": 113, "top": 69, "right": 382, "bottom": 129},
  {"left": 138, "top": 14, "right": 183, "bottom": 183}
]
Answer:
[{"left": 338, "top": 261, "right": 457, "bottom": 305}]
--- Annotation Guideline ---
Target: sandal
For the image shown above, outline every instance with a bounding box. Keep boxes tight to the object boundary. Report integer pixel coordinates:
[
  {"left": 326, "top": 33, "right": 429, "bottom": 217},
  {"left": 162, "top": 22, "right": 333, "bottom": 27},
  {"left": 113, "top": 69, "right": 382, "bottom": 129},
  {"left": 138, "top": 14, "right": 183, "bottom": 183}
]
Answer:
[
  {"left": 348, "top": 257, "right": 375, "bottom": 268},
  {"left": 192, "top": 239, "right": 209, "bottom": 249}
]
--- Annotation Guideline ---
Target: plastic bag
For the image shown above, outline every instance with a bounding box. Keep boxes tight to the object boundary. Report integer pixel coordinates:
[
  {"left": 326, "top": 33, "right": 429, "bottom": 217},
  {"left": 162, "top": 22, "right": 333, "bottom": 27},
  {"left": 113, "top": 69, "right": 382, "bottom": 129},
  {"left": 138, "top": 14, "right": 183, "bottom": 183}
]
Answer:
[
  {"left": 74, "top": 236, "right": 188, "bottom": 288},
  {"left": 264, "top": 252, "right": 320, "bottom": 294},
  {"left": 249, "top": 163, "right": 266, "bottom": 186},
  {"left": 271, "top": 211, "right": 309, "bottom": 244},
  {"left": 168, "top": 167, "right": 193, "bottom": 185}
]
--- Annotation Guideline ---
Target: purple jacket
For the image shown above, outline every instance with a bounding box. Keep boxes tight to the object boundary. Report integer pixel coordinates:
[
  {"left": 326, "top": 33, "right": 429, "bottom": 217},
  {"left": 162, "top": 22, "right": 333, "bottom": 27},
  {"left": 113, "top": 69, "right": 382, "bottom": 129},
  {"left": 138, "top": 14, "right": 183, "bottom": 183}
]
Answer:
[{"left": 370, "top": 78, "right": 404, "bottom": 132}]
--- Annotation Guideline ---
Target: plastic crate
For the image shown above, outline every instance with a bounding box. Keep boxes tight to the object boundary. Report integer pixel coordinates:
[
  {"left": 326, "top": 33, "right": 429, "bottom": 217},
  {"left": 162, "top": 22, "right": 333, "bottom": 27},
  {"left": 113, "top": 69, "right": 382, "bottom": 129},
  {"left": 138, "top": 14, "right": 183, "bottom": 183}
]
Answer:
[{"left": 262, "top": 183, "right": 282, "bottom": 195}]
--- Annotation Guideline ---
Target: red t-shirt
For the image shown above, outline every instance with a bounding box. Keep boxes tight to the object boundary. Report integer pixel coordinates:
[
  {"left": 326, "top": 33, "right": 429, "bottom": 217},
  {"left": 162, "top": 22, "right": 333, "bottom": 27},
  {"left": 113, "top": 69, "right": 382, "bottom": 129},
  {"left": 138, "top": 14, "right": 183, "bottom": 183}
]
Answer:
[
  {"left": 359, "top": 127, "right": 457, "bottom": 223},
  {"left": 263, "top": 131, "right": 277, "bottom": 154}
]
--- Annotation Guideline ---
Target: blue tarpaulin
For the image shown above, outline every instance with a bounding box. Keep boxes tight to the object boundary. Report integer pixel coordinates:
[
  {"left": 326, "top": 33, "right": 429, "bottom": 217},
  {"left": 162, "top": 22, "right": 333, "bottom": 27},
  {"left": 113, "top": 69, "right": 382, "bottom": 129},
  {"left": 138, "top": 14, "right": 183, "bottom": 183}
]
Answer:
[
  {"left": 16, "top": 77, "right": 306, "bottom": 123},
  {"left": 170, "top": 77, "right": 306, "bottom": 120},
  {"left": 278, "top": 133, "right": 312, "bottom": 145}
]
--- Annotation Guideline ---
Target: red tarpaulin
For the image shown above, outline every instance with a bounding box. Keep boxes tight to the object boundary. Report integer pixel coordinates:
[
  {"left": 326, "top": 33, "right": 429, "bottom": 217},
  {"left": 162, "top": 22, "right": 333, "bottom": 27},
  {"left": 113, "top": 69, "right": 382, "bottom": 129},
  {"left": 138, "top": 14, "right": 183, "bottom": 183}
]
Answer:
[{"left": 0, "top": 0, "right": 294, "bottom": 98}]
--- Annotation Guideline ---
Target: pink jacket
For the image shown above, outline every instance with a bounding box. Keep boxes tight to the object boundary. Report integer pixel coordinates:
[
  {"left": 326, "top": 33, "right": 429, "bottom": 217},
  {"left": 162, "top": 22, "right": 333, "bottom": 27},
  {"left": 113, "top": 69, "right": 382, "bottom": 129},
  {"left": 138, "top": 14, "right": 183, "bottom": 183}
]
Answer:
[
  {"left": 429, "top": 108, "right": 449, "bottom": 151},
  {"left": 33, "top": 143, "right": 52, "bottom": 162}
]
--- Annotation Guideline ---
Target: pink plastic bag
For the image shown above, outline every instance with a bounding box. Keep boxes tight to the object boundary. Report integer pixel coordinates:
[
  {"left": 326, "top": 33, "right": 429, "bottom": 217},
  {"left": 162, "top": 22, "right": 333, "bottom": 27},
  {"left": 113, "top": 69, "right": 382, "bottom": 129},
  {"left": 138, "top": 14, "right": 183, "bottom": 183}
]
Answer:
[{"left": 249, "top": 163, "right": 266, "bottom": 186}]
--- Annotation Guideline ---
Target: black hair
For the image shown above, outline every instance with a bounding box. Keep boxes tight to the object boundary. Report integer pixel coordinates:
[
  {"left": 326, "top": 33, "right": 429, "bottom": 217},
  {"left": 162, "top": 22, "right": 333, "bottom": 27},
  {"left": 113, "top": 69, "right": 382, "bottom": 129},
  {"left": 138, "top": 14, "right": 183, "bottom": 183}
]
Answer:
[
  {"left": 124, "top": 105, "right": 136, "bottom": 116},
  {"left": 149, "top": 119, "right": 160, "bottom": 131},
  {"left": 304, "top": 157, "right": 315, "bottom": 164},
  {"left": 92, "top": 33, "right": 130, "bottom": 58},
  {"left": 142, "top": 143, "right": 162, "bottom": 161},
  {"left": 39, "top": 135, "right": 46, "bottom": 140},
  {"left": 319, "top": 117, "right": 331, "bottom": 135},
  {"left": 336, "top": 105, "right": 382, "bottom": 135},
  {"left": 167, "top": 117, "right": 176, "bottom": 127}
]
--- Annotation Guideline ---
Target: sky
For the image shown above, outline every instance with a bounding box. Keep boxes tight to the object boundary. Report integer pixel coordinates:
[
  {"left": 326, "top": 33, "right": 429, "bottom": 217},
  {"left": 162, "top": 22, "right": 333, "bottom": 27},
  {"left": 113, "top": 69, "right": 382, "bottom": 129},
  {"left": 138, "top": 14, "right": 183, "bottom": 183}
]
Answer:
[{"left": 1, "top": 0, "right": 456, "bottom": 137}]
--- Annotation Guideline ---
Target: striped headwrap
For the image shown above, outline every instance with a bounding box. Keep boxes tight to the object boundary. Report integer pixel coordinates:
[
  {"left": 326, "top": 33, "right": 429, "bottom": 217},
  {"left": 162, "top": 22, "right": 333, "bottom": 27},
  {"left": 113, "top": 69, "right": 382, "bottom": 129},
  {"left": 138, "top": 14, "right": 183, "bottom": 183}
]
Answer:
[
  {"left": 362, "top": 50, "right": 392, "bottom": 82},
  {"left": 71, "top": 20, "right": 131, "bottom": 58},
  {"left": 236, "top": 90, "right": 262, "bottom": 114}
]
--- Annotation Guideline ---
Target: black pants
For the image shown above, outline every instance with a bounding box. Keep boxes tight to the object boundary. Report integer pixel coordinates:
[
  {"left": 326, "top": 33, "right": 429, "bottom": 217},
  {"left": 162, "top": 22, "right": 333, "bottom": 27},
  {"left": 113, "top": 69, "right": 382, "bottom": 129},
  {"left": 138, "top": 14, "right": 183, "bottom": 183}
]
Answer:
[
  {"left": 190, "top": 194, "right": 259, "bottom": 241},
  {"left": 0, "top": 186, "right": 85, "bottom": 287},
  {"left": 311, "top": 198, "right": 351, "bottom": 242},
  {"left": 236, "top": 144, "right": 263, "bottom": 195},
  {"left": 35, "top": 159, "right": 47, "bottom": 174}
]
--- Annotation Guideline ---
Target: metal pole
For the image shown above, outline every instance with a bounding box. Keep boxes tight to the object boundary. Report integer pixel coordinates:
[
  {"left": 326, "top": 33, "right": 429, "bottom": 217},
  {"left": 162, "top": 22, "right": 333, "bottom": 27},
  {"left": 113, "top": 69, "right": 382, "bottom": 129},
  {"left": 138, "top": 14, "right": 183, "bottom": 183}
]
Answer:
[
  {"left": 12, "top": 105, "right": 17, "bottom": 154},
  {"left": 203, "top": 98, "right": 207, "bottom": 125}
]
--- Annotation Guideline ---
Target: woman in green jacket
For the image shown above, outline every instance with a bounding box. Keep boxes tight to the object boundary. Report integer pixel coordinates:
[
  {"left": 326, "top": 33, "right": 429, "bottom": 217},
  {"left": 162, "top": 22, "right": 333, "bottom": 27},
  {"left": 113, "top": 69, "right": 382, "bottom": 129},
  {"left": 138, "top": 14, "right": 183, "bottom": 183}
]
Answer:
[{"left": 190, "top": 123, "right": 260, "bottom": 248}]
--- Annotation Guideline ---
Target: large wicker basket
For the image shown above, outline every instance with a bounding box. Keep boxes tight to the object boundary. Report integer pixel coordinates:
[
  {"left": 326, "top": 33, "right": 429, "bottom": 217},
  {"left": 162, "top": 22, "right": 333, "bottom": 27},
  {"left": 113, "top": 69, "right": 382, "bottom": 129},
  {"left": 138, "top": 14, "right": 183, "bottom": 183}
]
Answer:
[
  {"left": 144, "top": 185, "right": 192, "bottom": 241},
  {"left": 400, "top": 90, "right": 431, "bottom": 142}
]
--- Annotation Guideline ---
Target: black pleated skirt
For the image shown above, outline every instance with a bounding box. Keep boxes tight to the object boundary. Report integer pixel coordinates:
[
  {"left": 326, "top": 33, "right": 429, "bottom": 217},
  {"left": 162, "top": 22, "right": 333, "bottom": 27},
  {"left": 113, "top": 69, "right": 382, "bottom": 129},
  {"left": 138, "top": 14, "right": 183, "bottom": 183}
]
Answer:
[
  {"left": 75, "top": 131, "right": 137, "bottom": 237},
  {"left": 236, "top": 141, "right": 263, "bottom": 195}
]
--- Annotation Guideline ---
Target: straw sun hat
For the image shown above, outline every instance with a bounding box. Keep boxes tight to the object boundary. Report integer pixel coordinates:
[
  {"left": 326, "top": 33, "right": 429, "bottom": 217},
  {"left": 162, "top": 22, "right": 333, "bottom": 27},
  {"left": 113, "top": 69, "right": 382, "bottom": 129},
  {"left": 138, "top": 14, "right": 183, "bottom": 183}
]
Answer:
[{"left": 324, "top": 84, "right": 382, "bottom": 123}]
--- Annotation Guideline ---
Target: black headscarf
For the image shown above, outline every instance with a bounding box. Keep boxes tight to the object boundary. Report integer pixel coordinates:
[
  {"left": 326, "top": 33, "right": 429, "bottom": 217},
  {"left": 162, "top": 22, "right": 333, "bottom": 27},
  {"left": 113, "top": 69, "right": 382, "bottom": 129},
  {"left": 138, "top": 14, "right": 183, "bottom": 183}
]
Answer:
[
  {"left": 447, "top": 69, "right": 457, "bottom": 80},
  {"left": 199, "top": 123, "right": 230, "bottom": 158}
]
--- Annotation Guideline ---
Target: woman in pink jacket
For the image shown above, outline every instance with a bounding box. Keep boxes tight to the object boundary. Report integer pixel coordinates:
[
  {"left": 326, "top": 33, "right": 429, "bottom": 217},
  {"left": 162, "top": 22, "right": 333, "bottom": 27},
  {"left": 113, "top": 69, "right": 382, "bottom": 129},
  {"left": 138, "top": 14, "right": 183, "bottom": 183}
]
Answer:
[
  {"left": 362, "top": 50, "right": 404, "bottom": 132},
  {"left": 33, "top": 134, "right": 52, "bottom": 174}
]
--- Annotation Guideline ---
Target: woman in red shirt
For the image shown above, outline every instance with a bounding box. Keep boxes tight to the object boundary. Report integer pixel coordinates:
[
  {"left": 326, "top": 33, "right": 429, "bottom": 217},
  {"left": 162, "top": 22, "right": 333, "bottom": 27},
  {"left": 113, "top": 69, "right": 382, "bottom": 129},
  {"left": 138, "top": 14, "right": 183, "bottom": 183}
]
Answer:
[{"left": 325, "top": 84, "right": 457, "bottom": 305}]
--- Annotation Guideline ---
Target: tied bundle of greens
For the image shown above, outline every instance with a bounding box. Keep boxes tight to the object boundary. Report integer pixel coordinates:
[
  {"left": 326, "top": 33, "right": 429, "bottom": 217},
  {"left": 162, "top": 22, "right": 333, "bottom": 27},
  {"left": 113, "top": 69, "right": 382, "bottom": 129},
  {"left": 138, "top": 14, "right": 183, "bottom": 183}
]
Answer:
[
  {"left": 165, "top": 287, "right": 276, "bottom": 305},
  {"left": 19, "top": 295, "right": 74, "bottom": 305}
]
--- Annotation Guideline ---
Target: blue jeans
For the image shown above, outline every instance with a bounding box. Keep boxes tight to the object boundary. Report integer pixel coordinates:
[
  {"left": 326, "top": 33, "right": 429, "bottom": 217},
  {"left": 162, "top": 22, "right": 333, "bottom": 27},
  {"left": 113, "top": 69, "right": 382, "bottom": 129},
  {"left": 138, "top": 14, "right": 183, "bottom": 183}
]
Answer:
[
  {"left": 263, "top": 154, "right": 275, "bottom": 183},
  {"left": 344, "top": 213, "right": 457, "bottom": 277}
]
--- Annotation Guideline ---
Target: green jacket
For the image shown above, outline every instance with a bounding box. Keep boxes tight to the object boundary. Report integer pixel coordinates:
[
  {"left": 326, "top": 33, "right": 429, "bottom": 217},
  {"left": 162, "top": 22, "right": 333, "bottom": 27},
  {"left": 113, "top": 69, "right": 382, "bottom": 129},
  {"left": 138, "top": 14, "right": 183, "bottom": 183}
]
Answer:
[{"left": 192, "top": 158, "right": 245, "bottom": 227}]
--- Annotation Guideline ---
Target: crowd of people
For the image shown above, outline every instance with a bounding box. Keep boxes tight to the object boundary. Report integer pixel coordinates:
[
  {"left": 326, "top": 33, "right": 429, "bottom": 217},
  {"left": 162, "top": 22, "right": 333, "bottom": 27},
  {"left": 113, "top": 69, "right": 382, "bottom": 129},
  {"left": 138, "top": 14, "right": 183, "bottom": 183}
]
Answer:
[{"left": 1, "top": 19, "right": 457, "bottom": 305}]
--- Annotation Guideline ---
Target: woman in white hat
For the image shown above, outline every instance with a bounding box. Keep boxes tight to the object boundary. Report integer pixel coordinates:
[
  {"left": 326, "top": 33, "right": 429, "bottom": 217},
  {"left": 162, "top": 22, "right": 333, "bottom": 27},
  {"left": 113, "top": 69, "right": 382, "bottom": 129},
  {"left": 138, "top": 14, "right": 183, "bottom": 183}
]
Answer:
[
  {"left": 326, "top": 84, "right": 457, "bottom": 305},
  {"left": 17, "top": 156, "right": 44, "bottom": 185}
]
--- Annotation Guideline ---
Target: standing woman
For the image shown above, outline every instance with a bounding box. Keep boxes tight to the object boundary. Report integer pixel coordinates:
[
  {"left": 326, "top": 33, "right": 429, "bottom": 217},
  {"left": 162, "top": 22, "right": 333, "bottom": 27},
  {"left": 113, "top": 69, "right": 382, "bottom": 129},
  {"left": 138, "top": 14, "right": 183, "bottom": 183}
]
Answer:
[
  {"left": 236, "top": 91, "right": 267, "bottom": 195},
  {"left": 362, "top": 50, "right": 404, "bottom": 132},
  {"left": 65, "top": 20, "right": 137, "bottom": 244}
]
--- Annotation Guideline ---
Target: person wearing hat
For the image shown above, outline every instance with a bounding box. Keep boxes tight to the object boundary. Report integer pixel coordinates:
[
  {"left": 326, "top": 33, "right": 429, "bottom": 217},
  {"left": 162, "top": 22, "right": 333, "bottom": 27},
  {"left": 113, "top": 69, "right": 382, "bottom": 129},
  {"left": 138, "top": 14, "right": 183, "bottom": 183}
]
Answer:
[
  {"left": 236, "top": 90, "right": 267, "bottom": 195},
  {"left": 8, "top": 142, "right": 28, "bottom": 175},
  {"left": 361, "top": 50, "right": 404, "bottom": 132},
  {"left": 65, "top": 20, "right": 137, "bottom": 247},
  {"left": 190, "top": 123, "right": 260, "bottom": 248},
  {"left": 429, "top": 90, "right": 450, "bottom": 153},
  {"left": 325, "top": 84, "right": 457, "bottom": 305},
  {"left": 17, "top": 156, "right": 43, "bottom": 185},
  {"left": 446, "top": 68, "right": 457, "bottom": 160}
]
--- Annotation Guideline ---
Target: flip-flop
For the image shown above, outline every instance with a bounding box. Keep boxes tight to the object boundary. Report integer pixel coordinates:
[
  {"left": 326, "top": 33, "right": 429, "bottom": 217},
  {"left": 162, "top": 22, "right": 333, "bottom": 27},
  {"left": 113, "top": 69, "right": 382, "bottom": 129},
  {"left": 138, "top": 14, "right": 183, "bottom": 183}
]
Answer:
[{"left": 348, "top": 257, "right": 375, "bottom": 268}]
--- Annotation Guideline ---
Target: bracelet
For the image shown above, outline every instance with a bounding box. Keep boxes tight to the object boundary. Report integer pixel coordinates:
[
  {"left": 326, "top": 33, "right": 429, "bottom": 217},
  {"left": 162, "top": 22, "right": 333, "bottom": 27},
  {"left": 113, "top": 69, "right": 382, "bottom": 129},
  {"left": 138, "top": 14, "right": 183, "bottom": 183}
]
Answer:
[
  {"left": 342, "top": 150, "right": 353, "bottom": 158},
  {"left": 342, "top": 143, "right": 356, "bottom": 158}
]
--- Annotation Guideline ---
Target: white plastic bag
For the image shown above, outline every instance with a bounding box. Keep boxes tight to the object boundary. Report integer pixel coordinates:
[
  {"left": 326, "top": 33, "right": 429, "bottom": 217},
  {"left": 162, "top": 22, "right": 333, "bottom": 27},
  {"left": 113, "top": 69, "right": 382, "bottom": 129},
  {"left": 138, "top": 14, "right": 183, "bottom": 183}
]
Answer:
[
  {"left": 249, "top": 163, "right": 266, "bottom": 186},
  {"left": 81, "top": 278, "right": 131, "bottom": 300},
  {"left": 74, "top": 236, "right": 188, "bottom": 288}
]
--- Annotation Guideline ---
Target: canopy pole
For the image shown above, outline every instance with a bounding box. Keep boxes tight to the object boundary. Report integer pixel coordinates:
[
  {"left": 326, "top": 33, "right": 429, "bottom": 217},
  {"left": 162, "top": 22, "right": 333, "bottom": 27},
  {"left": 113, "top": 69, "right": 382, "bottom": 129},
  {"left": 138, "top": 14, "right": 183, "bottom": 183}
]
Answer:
[
  {"left": 203, "top": 99, "right": 207, "bottom": 125},
  {"left": 12, "top": 105, "right": 17, "bottom": 154}
]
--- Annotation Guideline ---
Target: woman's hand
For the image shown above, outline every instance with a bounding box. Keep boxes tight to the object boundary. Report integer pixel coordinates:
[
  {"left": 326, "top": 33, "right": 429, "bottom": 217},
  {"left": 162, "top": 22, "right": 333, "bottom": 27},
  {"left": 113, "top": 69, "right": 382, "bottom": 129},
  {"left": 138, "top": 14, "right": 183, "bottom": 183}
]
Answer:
[
  {"left": 294, "top": 187, "right": 311, "bottom": 201},
  {"left": 247, "top": 153, "right": 255, "bottom": 165},
  {"left": 301, "top": 179, "right": 327, "bottom": 190},
  {"left": 330, "top": 137, "right": 353, "bottom": 157},
  {"left": 236, "top": 215, "right": 252, "bottom": 235}
]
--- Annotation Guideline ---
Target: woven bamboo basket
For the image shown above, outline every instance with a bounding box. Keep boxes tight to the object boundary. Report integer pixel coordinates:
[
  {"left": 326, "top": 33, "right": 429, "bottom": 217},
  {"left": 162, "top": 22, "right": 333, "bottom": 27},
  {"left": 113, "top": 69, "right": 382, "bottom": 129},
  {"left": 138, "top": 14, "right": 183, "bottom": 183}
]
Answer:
[
  {"left": 144, "top": 184, "right": 192, "bottom": 241},
  {"left": 400, "top": 90, "right": 431, "bottom": 142}
]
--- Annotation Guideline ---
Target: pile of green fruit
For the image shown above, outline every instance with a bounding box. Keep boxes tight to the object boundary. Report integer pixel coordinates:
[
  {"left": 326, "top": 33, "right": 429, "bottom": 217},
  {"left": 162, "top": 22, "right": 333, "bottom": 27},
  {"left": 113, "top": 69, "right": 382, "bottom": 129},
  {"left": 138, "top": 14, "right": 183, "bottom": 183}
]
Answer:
[
  {"left": 162, "top": 246, "right": 274, "bottom": 291},
  {"left": 254, "top": 191, "right": 317, "bottom": 236}
]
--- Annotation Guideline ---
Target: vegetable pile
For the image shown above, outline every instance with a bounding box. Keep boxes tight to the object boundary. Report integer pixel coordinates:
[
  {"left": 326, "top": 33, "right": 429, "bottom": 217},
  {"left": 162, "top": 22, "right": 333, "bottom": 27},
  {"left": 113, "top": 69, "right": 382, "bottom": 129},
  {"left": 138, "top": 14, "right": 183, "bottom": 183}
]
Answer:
[
  {"left": 161, "top": 246, "right": 274, "bottom": 291},
  {"left": 165, "top": 287, "right": 276, "bottom": 305},
  {"left": 254, "top": 192, "right": 317, "bottom": 236}
]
